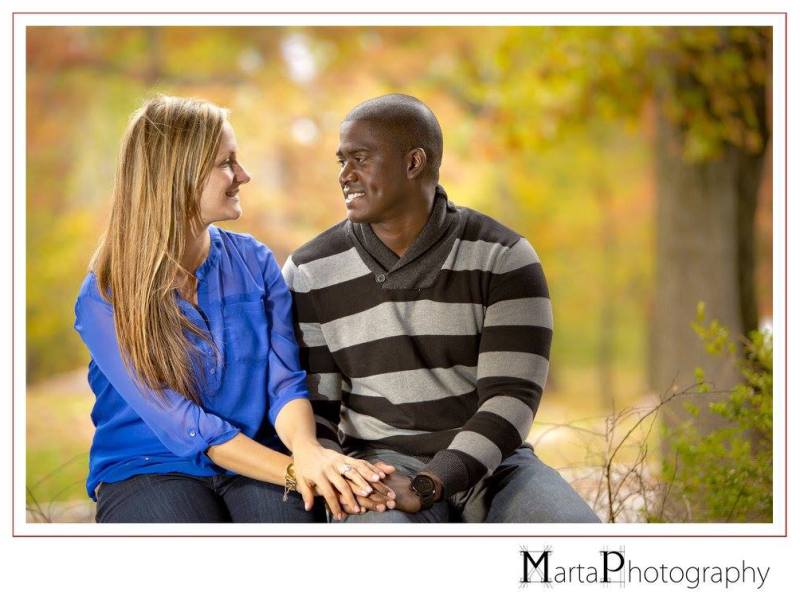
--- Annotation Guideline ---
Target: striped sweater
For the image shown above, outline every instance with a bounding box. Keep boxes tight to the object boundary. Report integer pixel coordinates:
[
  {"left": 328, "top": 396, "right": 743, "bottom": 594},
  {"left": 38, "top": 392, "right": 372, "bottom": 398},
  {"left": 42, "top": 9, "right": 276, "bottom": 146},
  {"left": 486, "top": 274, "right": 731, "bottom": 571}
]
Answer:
[{"left": 281, "top": 187, "right": 552, "bottom": 496}]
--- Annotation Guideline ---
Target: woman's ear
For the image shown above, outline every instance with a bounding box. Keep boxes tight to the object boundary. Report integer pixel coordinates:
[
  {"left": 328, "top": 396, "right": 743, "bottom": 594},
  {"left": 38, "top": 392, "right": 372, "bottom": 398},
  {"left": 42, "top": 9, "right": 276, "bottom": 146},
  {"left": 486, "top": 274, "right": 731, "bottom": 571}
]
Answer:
[{"left": 406, "top": 148, "right": 427, "bottom": 180}]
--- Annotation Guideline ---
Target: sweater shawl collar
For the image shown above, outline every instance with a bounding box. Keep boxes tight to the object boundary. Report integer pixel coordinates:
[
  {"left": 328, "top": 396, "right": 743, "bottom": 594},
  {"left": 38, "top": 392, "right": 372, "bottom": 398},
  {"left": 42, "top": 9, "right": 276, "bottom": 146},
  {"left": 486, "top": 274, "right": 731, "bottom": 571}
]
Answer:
[{"left": 345, "top": 185, "right": 464, "bottom": 290}]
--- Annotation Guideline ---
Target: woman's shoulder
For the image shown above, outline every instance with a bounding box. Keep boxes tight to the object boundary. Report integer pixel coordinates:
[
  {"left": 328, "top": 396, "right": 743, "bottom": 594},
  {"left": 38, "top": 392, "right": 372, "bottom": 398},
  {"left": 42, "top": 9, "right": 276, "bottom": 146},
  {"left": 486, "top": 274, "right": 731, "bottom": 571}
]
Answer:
[
  {"left": 74, "top": 272, "right": 114, "bottom": 322},
  {"left": 77, "top": 271, "right": 106, "bottom": 303},
  {"left": 213, "top": 226, "right": 275, "bottom": 263},
  {"left": 212, "top": 226, "right": 280, "bottom": 281}
]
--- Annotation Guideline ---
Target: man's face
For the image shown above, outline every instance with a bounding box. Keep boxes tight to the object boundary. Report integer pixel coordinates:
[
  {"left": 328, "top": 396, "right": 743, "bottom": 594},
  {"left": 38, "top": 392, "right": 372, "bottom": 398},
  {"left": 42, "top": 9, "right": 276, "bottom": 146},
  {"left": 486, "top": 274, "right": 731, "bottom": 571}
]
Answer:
[{"left": 336, "top": 119, "right": 408, "bottom": 224}]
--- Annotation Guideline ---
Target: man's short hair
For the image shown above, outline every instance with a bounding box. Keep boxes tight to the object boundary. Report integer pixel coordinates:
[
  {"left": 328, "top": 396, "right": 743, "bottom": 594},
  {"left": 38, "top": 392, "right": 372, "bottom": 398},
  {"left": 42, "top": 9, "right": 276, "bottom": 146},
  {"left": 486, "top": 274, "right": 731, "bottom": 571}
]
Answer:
[{"left": 344, "top": 94, "right": 443, "bottom": 182}]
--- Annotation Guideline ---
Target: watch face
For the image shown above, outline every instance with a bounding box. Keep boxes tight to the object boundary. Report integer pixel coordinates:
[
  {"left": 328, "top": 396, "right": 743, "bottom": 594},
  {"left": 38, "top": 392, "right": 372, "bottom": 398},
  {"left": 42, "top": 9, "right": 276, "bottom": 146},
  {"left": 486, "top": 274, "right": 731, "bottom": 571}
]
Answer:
[{"left": 412, "top": 475, "right": 435, "bottom": 495}]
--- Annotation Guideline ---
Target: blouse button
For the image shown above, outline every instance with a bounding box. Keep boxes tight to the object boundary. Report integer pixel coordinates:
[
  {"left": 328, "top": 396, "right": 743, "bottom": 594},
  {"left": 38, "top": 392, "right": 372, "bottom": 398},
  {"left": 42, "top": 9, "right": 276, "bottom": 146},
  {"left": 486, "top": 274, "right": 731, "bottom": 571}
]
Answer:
[
  {"left": 376, "top": 273, "right": 387, "bottom": 283},
  {"left": 188, "top": 430, "right": 196, "bottom": 437},
  {"left": 210, "top": 367, "right": 216, "bottom": 375}
]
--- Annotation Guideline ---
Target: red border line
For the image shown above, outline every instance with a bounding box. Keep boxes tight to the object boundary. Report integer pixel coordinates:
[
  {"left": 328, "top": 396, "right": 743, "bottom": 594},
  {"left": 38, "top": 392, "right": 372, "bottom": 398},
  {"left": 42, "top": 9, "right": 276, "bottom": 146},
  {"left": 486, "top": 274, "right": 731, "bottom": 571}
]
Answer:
[
  {"left": 10, "top": 12, "right": 790, "bottom": 15},
  {"left": 783, "top": 10, "right": 788, "bottom": 536},
  {"left": 10, "top": 534, "right": 791, "bottom": 538},
  {"left": 11, "top": 12, "right": 15, "bottom": 538}
]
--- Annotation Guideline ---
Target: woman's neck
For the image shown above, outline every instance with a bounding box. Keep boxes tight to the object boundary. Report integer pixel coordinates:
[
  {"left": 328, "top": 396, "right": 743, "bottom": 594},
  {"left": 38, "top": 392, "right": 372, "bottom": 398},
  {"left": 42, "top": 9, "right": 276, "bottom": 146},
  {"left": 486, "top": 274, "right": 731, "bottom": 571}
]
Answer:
[
  {"left": 177, "top": 227, "right": 211, "bottom": 304},
  {"left": 181, "top": 226, "right": 211, "bottom": 274}
]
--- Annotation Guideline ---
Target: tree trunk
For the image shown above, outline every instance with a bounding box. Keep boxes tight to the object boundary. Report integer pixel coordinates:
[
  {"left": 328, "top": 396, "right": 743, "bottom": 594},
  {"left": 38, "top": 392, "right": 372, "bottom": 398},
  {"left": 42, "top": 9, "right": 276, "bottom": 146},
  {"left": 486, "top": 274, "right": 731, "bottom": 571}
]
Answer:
[
  {"left": 596, "top": 179, "right": 616, "bottom": 412},
  {"left": 650, "top": 111, "right": 765, "bottom": 436}
]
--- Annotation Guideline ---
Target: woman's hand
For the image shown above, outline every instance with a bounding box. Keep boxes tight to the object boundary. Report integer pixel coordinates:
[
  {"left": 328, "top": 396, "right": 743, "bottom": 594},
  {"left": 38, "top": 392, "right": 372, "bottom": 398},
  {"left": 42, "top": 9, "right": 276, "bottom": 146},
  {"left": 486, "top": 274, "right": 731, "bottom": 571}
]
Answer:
[
  {"left": 345, "top": 461, "right": 398, "bottom": 513},
  {"left": 273, "top": 399, "right": 396, "bottom": 518},
  {"left": 292, "top": 442, "right": 396, "bottom": 520}
]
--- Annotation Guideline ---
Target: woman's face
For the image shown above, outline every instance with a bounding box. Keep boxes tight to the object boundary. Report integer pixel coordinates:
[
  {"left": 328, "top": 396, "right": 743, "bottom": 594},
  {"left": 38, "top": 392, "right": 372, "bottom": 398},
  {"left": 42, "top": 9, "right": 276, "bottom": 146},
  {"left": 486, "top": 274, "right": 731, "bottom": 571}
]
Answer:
[{"left": 199, "top": 120, "right": 251, "bottom": 225}]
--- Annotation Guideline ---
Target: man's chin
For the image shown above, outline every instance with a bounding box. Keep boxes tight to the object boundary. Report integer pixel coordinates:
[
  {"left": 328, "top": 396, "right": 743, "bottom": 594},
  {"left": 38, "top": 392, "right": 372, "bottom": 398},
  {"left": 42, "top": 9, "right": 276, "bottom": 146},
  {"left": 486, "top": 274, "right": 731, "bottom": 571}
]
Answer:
[{"left": 346, "top": 209, "right": 370, "bottom": 224}]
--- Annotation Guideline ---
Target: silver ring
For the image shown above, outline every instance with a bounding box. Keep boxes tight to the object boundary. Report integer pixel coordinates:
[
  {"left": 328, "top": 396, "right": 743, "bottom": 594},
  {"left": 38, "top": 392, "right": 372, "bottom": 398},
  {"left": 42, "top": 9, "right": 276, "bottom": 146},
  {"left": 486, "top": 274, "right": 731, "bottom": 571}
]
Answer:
[{"left": 339, "top": 463, "right": 353, "bottom": 475}]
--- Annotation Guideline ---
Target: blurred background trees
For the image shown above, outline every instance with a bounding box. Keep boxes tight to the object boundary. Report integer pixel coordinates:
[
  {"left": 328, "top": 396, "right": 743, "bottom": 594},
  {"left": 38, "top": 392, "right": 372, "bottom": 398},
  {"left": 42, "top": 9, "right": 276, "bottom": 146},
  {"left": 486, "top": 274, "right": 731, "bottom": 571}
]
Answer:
[{"left": 26, "top": 26, "right": 773, "bottom": 519}]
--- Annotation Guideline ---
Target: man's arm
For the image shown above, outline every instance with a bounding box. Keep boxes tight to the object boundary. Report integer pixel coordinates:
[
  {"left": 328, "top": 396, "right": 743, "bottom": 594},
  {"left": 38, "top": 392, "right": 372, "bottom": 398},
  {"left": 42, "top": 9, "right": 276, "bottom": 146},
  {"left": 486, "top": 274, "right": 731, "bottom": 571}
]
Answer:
[
  {"left": 282, "top": 256, "right": 396, "bottom": 514},
  {"left": 416, "top": 238, "right": 552, "bottom": 502},
  {"left": 281, "top": 257, "right": 347, "bottom": 453}
]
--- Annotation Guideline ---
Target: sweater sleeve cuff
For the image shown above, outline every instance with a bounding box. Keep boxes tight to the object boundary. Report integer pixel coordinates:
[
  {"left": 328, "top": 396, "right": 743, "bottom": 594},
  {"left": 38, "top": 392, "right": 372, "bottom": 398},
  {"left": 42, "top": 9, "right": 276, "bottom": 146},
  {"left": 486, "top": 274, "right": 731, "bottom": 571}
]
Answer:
[{"left": 423, "top": 450, "right": 472, "bottom": 498}]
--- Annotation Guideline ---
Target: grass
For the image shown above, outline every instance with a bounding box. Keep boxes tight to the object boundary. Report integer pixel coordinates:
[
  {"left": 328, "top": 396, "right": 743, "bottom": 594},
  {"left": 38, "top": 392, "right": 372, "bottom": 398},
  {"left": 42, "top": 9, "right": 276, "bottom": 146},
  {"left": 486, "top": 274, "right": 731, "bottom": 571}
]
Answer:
[
  {"left": 530, "top": 364, "right": 655, "bottom": 466},
  {"left": 26, "top": 371, "right": 95, "bottom": 519},
  {"left": 27, "top": 363, "right": 655, "bottom": 522}
]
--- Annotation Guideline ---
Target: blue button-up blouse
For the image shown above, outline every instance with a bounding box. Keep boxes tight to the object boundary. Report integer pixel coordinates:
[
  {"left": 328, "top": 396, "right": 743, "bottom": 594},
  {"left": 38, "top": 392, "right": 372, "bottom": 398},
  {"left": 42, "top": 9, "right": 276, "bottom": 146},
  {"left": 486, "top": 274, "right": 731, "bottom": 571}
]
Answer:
[{"left": 74, "top": 226, "right": 309, "bottom": 500}]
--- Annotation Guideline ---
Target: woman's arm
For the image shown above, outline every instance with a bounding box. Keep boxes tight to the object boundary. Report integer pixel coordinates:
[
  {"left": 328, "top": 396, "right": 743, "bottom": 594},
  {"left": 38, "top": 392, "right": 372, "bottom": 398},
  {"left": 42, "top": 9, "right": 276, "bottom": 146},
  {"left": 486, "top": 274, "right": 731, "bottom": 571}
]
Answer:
[
  {"left": 261, "top": 248, "right": 396, "bottom": 518},
  {"left": 75, "top": 281, "right": 307, "bottom": 509},
  {"left": 203, "top": 401, "right": 396, "bottom": 520},
  {"left": 74, "top": 287, "right": 241, "bottom": 457},
  {"left": 206, "top": 433, "right": 291, "bottom": 488}
]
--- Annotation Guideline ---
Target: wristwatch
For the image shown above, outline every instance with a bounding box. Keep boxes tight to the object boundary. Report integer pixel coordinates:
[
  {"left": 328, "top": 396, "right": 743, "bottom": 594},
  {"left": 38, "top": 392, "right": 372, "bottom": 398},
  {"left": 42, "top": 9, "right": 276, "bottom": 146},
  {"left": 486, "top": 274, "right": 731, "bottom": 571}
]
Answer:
[{"left": 410, "top": 473, "right": 438, "bottom": 510}]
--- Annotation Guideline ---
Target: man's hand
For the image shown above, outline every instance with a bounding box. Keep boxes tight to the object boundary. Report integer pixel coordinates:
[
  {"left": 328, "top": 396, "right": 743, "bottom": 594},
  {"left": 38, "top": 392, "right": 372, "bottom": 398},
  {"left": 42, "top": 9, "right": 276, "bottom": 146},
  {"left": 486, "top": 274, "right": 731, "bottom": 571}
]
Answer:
[
  {"left": 377, "top": 471, "right": 445, "bottom": 514},
  {"left": 378, "top": 473, "right": 423, "bottom": 513},
  {"left": 339, "top": 488, "right": 397, "bottom": 514}
]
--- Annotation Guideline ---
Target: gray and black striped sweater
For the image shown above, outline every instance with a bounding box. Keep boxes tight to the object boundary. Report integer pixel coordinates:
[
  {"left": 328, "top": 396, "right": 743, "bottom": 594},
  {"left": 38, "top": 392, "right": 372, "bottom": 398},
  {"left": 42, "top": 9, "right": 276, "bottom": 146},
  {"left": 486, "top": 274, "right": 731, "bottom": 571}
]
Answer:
[{"left": 281, "top": 187, "right": 552, "bottom": 496}]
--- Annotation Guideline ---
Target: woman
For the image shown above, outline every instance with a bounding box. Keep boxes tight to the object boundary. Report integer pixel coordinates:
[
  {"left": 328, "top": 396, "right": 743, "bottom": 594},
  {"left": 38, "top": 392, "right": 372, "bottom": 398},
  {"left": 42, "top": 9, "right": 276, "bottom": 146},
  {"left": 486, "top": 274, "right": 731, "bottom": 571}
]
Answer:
[{"left": 74, "top": 96, "right": 394, "bottom": 523}]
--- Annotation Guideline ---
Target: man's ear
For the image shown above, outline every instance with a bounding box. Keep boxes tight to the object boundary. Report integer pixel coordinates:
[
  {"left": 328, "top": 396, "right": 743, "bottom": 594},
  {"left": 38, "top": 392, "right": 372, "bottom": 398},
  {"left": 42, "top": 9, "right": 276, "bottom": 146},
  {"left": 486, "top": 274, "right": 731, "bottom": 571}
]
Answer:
[{"left": 406, "top": 148, "right": 427, "bottom": 180}]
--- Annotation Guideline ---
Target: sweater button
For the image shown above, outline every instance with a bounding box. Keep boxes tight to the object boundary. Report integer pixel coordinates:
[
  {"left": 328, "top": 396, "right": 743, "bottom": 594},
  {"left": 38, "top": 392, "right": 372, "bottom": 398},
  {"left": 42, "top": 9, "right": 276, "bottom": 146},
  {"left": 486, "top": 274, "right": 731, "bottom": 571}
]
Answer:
[{"left": 376, "top": 273, "right": 386, "bottom": 283}]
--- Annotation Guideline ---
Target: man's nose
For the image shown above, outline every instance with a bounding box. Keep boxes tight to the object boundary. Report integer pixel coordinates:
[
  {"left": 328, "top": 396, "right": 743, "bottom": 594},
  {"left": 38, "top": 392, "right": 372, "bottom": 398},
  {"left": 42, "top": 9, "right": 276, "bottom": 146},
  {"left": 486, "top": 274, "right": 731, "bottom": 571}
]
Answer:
[{"left": 339, "top": 163, "right": 356, "bottom": 187}]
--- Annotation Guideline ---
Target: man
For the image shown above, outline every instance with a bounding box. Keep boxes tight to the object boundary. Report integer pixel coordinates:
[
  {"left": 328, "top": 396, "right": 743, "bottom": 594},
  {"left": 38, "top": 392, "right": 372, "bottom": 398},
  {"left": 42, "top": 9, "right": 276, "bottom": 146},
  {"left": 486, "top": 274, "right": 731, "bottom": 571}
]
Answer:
[{"left": 282, "top": 94, "right": 599, "bottom": 523}]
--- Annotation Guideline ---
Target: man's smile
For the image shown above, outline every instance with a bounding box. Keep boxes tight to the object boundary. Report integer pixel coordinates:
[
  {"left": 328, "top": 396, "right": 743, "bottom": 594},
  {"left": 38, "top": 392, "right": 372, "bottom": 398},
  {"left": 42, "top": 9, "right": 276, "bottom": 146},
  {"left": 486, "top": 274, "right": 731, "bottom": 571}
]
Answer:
[{"left": 344, "top": 189, "right": 366, "bottom": 206}]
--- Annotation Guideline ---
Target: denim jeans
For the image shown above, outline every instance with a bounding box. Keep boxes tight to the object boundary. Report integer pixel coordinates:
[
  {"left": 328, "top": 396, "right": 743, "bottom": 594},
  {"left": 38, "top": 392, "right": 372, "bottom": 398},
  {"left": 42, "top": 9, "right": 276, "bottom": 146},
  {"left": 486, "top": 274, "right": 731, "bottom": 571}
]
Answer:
[
  {"left": 339, "top": 445, "right": 601, "bottom": 523},
  {"left": 95, "top": 472, "right": 324, "bottom": 523}
]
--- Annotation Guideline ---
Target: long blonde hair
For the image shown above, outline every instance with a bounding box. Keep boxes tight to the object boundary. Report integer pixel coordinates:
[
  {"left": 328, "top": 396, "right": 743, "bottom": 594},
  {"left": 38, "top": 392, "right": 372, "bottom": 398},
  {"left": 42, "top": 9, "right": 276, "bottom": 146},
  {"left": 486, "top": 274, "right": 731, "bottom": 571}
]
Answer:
[{"left": 92, "top": 95, "right": 227, "bottom": 405}]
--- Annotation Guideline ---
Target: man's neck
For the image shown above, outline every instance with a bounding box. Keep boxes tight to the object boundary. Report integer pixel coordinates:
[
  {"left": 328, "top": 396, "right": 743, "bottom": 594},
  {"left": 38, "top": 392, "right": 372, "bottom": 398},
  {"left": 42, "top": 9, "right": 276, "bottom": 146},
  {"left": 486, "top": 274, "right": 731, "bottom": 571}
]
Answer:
[{"left": 371, "top": 189, "right": 435, "bottom": 257}]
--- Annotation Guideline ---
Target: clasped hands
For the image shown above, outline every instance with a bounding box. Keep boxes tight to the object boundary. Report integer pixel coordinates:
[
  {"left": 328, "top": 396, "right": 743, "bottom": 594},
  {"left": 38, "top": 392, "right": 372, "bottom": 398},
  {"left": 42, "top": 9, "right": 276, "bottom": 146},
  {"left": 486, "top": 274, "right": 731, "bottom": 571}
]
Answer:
[{"left": 290, "top": 443, "right": 430, "bottom": 520}]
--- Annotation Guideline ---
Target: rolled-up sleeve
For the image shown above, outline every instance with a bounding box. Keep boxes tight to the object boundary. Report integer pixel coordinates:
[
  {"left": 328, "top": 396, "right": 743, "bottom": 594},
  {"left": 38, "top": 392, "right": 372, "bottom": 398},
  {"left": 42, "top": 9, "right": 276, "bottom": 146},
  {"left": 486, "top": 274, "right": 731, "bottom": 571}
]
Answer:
[
  {"left": 261, "top": 251, "right": 310, "bottom": 426},
  {"left": 74, "top": 292, "right": 241, "bottom": 457}
]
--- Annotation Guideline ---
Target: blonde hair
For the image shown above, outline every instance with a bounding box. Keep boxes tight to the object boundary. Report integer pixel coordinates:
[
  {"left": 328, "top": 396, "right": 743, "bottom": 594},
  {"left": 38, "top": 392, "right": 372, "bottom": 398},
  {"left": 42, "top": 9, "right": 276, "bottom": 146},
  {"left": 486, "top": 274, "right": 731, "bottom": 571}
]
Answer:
[{"left": 92, "top": 95, "right": 227, "bottom": 405}]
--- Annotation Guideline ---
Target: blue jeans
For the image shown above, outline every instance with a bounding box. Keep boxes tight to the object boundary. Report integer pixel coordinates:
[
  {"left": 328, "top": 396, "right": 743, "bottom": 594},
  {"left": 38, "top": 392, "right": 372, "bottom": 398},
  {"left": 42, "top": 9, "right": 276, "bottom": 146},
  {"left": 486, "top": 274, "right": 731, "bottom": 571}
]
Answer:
[
  {"left": 95, "top": 473, "right": 324, "bottom": 523},
  {"left": 340, "top": 446, "right": 601, "bottom": 523}
]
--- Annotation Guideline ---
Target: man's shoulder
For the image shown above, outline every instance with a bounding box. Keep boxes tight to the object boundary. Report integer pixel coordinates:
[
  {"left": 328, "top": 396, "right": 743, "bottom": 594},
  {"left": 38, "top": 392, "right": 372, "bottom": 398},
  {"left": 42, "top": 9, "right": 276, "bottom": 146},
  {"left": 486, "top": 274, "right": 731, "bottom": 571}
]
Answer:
[
  {"left": 457, "top": 205, "right": 523, "bottom": 248},
  {"left": 288, "top": 219, "right": 352, "bottom": 267}
]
